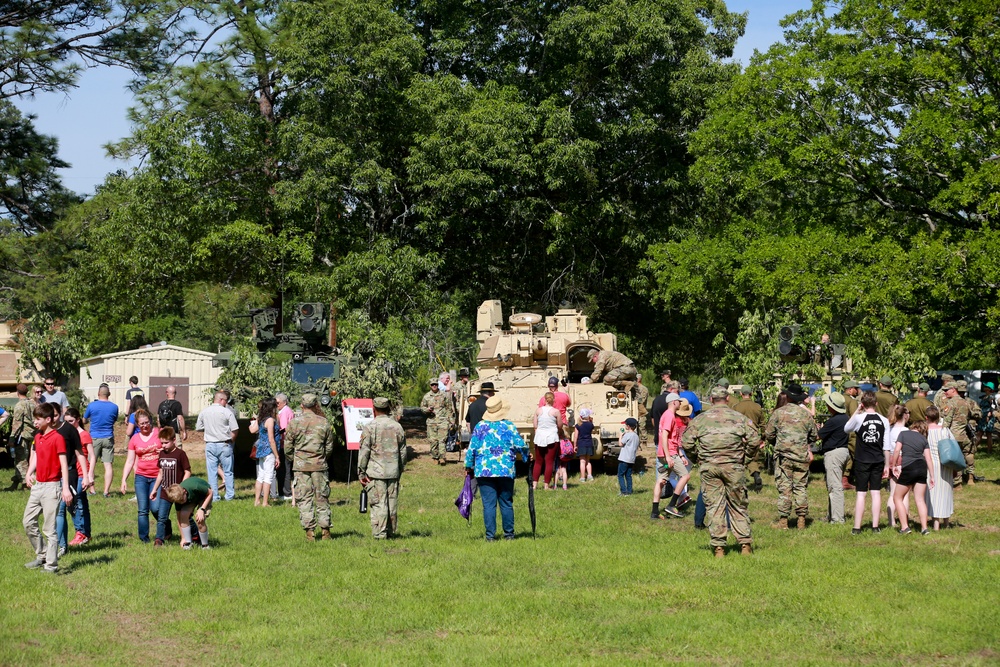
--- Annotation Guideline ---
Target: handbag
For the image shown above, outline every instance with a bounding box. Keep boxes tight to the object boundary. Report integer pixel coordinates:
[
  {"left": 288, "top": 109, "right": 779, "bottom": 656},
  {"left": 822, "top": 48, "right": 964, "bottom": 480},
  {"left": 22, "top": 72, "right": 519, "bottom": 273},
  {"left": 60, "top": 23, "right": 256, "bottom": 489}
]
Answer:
[
  {"left": 455, "top": 475, "right": 476, "bottom": 521},
  {"left": 937, "top": 436, "right": 965, "bottom": 470}
]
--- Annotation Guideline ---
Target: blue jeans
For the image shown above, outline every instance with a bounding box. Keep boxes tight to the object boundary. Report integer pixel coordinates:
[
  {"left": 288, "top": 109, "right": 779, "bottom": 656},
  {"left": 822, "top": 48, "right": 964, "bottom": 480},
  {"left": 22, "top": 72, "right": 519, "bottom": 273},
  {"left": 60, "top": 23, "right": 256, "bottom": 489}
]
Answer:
[
  {"left": 478, "top": 477, "right": 514, "bottom": 540},
  {"left": 57, "top": 477, "right": 89, "bottom": 547},
  {"left": 617, "top": 462, "right": 633, "bottom": 494},
  {"left": 134, "top": 474, "right": 160, "bottom": 542},
  {"left": 205, "top": 442, "right": 234, "bottom": 501},
  {"left": 155, "top": 493, "right": 176, "bottom": 541}
]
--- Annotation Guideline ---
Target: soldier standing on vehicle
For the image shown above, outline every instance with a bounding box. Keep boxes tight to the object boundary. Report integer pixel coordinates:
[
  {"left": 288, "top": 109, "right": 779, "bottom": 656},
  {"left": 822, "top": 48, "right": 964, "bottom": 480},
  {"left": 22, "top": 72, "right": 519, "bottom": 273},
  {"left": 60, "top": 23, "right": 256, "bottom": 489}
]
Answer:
[
  {"left": 589, "top": 350, "right": 637, "bottom": 389},
  {"left": 7, "top": 384, "right": 36, "bottom": 491},
  {"left": 875, "top": 376, "right": 898, "bottom": 418},
  {"left": 681, "top": 385, "right": 756, "bottom": 557},
  {"left": 764, "top": 383, "right": 819, "bottom": 530},
  {"left": 421, "top": 379, "right": 455, "bottom": 465},
  {"left": 732, "top": 385, "right": 766, "bottom": 493},
  {"left": 285, "top": 394, "right": 335, "bottom": 541},
  {"left": 358, "top": 398, "right": 407, "bottom": 539},
  {"left": 905, "top": 383, "right": 933, "bottom": 425}
]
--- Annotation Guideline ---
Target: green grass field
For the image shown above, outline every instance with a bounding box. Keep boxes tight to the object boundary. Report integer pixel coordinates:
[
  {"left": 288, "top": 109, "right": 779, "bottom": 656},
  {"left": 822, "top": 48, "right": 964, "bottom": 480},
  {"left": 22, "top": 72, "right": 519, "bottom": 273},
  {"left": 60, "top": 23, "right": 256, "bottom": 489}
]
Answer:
[{"left": 2, "top": 451, "right": 999, "bottom": 666}]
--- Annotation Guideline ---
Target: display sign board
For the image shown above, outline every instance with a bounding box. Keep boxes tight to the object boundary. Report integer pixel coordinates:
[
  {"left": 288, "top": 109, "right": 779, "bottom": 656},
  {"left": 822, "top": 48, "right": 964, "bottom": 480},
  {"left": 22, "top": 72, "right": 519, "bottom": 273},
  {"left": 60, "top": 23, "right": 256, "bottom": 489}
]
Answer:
[{"left": 341, "top": 398, "right": 374, "bottom": 451}]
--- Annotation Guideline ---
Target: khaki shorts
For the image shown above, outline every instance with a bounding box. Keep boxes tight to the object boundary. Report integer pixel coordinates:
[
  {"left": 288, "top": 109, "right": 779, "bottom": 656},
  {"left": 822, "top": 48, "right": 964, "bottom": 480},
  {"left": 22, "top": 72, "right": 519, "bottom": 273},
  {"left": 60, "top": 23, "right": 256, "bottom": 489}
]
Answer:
[
  {"left": 655, "top": 459, "right": 670, "bottom": 485},
  {"left": 92, "top": 437, "right": 115, "bottom": 463},
  {"left": 670, "top": 455, "right": 689, "bottom": 478}
]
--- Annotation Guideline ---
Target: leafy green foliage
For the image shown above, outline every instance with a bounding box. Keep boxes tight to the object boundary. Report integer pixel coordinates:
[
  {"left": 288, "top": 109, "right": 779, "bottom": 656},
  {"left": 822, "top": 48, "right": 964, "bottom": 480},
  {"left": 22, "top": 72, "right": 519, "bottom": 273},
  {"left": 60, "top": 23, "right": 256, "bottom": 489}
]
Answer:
[{"left": 13, "top": 312, "right": 90, "bottom": 382}]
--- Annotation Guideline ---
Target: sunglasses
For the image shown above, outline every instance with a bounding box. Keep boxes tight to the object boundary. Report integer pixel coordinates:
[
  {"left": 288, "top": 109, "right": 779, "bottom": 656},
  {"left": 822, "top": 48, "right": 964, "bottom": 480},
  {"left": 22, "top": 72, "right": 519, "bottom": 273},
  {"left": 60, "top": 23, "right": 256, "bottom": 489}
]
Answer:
[{"left": 44, "top": 382, "right": 55, "bottom": 386}]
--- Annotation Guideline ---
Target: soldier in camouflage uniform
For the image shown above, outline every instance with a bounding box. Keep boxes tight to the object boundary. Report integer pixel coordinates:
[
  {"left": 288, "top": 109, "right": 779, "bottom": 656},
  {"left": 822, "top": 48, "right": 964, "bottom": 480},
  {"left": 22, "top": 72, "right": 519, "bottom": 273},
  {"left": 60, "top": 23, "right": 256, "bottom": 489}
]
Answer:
[
  {"left": 681, "top": 385, "right": 757, "bottom": 557},
  {"left": 939, "top": 381, "right": 974, "bottom": 486},
  {"left": 589, "top": 350, "right": 637, "bottom": 388},
  {"left": 635, "top": 374, "right": 650, "bottom": 445},
  {"left": 874, "top": 376, "right": 898, "bottom": 418},
  {"left": 958, "top": 380, "right": 982, "bottom": 484},
  {"left": 732, "top": 385, "right": 766, "bottom": 493},
  {"left": 421, "top": 379, "right": 455, "bottom": 465},
  {"left": 933, "top": 374, "right": 954, "bottom": 408},
  {"left": 358, "top": 398, "right": 407, "bottom": 539},
  {"left": 7, "top": 384, "right": 37, "bottom": 490},
  {"left": 764, "top": 383, "right": 819, "bottom": 530},
  {"left": 717, "top": 378, "right": 740, "bottom": 408},
  {"left": 285, "top": 394, "right": 335, "bottom": 541}
]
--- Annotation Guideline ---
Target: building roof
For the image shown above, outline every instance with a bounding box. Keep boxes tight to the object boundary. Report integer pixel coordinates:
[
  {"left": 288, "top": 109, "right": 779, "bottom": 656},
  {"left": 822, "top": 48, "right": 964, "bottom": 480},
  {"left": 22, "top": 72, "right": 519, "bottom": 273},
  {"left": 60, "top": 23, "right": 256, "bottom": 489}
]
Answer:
[{"left": 80, "top": 343, "right": 217, "bottom": 364}]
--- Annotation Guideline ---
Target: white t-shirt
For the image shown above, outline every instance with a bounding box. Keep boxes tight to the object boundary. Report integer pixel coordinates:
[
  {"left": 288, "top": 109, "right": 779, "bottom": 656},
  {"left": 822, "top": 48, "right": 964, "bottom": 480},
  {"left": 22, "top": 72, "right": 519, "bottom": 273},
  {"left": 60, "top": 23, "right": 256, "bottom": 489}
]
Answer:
[{"left": 41, "top": 390, "right": 69, "bottom": 412}]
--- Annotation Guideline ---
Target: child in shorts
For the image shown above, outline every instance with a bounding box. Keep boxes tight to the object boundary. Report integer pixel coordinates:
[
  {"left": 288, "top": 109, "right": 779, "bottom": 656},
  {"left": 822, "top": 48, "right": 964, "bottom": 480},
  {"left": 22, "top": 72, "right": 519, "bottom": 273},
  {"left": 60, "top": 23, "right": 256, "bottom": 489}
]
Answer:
[{"left": 617, "top": 418, "right": 640, "bottom": 495}]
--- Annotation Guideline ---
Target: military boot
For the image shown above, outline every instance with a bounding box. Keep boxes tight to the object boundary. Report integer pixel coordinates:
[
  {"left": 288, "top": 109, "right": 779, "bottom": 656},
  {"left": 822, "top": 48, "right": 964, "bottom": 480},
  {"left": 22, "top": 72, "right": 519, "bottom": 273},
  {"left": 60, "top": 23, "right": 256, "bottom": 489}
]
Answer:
[
  {"left": 967, "top": 475, "right": 976, "bottom": 486},
  {"left": 321, "top": 528, "right": 332, "bottom": 540},
  {"left": 740, "top": 544, "right": 752, "bottom": 556},
  {"left": 714, "top": 547, "right": 725, "bottom": 559},
  {"left": 797, "top": 516, "right": 806, "bottom": 530},
  {"left": 773, "top": 517, "right": 789, "bottom": 530},
  {"left": 305, "top": 529, "right": 315, "bottom": 542}
]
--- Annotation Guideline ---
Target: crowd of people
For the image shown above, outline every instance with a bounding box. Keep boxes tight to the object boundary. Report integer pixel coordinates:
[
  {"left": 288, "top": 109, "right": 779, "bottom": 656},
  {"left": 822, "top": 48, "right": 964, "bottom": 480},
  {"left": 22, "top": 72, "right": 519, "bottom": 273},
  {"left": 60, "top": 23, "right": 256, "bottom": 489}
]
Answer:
[{"left": 9, "top": 366, "right": 992, "bottom": 569}]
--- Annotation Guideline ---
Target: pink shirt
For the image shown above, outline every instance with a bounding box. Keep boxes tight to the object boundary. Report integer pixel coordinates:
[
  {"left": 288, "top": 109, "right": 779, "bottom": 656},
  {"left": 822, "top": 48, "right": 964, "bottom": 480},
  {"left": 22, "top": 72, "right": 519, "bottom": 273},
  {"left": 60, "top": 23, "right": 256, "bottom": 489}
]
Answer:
[
  {"left": 538, "top": 391, "right": 571, "bottom": 424},
  {"left": 129, "top": 428, "right": 162, "bottom": 478},
  {"left": 278, "top": 405, "right": 295, "bottom": 431},
  {"left": 658, "top": 411, "right": 675, "bottom": 458}
]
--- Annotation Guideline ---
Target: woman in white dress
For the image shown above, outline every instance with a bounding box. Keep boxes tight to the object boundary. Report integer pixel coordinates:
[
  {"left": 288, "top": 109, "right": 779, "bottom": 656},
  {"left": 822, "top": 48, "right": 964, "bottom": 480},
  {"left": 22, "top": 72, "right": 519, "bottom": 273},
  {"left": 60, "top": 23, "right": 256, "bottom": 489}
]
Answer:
[{"left": 924, "top": 405, "right": 954, "bottom": 530}]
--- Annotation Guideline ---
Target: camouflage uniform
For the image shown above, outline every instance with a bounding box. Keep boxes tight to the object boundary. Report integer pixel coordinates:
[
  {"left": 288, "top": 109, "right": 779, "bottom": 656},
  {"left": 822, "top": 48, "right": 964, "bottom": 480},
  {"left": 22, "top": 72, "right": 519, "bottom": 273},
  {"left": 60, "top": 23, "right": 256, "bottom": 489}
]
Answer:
[
  {"left": 681, "top": 402, "right": 756, "bottom": 551},
  {"left": 941, "top": 394, "right": 974, "bottom": 476},
  {"left": 961, "top": 385, "right": 981, "bottom": 477},
  {"left": 10, "top": 397, "right": 36, "bottom": 485},
  {"left": 764, "top": 403, "right": 819, "bottom": 519},
  {"left": 732, "top": 396, "right": 765, "bottom": 476},
  {"left": 635, "top": 382, "right": 650, "bottom": 444},
  {"left": 421, "top": 388, "right": 455, "bottom": 462},
  {"left": 874, "top": 390, "right": 898, "bottom": 419},
  {"left": 358, "top": 411, "right": 407, "bottom": 539},
  {"left": 590, "top": 351, "right": 637, "bottom": 386},
  {"left": 843, "top": 391, "right": 860, "bottom": 481},
  {"left": 933, "top": 375, "right": 954, "bottom": 408},
  {"left": 286, "top": 410, "right": 335, "bottom": 532}
]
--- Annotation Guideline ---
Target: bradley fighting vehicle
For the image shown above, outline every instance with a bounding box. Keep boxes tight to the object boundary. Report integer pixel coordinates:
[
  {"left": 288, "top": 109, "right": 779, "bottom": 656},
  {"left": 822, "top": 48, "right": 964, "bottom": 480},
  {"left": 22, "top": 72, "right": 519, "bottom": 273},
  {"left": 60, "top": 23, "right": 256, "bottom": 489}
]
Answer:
[{"left": 461, "top": 300, "right": 639, "bottom": 463}]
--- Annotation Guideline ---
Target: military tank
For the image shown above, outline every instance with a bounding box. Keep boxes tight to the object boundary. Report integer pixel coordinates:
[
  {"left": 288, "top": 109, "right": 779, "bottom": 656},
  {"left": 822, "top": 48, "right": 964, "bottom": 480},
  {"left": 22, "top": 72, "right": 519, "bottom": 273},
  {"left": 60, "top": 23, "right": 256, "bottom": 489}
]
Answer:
[{"left": 461, "top": 300, "right": 639, "bottom": 464}]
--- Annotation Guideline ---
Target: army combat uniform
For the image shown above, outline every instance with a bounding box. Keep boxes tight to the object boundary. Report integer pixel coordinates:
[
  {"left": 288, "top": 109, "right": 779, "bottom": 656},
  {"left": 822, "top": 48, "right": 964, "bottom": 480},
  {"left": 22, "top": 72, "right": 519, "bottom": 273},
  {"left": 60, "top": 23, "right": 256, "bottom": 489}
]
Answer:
[
  {"left": 764, "top": 403, "right": 819, "bottom": 526},
  {"left": 358, "top": 407, "right": 407, "bottom": 539},
  {"left": 421, "top": 387, "right": 455, "bottom": 463},
  {"left": 285, "top": 404, "right": 335, "bottom": 538},
  {"left": 590, "top": 351, "right": 637, "bottom": 387},
  {"left": 9, "top": 397, "right": 36, "bottom": 488},
  {"left": 941, "top": 393, "right": 974, "bottom": 481},
  {"left": 681, "top": 393, "right": 756, "bottom": 555},
  {"left": 635, "top": 382, "right": 650, "bottom": 445}
]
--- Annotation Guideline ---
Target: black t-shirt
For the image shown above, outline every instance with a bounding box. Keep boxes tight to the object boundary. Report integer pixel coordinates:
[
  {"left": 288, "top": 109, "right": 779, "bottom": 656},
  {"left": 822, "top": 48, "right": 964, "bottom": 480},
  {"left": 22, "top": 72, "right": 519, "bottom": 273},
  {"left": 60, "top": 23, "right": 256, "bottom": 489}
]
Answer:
[
  {"left": 157, "top": 447, "right": 191, "bottom": 500},
  {"left": 157, "top": 399, "right": 183, "bottom": 430},
  {"left": 466, "top": 396, "right": 489, "bottom": 431},
  {"left": 856, "top": 414, "right": 887, "bottom": 464},
  {"left": 650, "top": 394, "right": 669, "bottom": 446},
  {"left": 57, "top": 422, "right": 83, "bottom": 487},
  {"left": 818, "top": 413, "right": 850, "bottom": 452}
]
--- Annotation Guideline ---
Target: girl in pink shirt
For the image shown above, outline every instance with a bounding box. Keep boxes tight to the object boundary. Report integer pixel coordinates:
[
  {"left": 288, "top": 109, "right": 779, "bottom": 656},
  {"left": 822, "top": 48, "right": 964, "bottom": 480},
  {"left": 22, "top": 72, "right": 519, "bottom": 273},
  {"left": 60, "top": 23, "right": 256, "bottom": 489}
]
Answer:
[{"left": 119, "top": 409, "right": 161, "bottom": 543}]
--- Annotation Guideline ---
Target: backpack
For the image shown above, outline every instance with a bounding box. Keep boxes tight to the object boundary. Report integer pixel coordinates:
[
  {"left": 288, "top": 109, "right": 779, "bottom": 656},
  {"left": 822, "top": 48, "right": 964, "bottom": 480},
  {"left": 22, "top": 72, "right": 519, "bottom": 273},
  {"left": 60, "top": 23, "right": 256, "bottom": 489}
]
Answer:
[
  {"left": 559, "top": 438, "right": 575, "bottom": 459},
  {"left": 158, "top": 400, "right": 177, "bottom": 428}
]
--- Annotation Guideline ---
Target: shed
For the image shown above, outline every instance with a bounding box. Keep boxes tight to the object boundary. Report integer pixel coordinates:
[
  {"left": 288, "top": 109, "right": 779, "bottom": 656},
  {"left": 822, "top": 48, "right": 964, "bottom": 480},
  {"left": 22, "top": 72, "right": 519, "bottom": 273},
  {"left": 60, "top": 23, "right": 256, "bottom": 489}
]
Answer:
[{"left": 79, "top": 343, "right": 223, "bottom": 416}]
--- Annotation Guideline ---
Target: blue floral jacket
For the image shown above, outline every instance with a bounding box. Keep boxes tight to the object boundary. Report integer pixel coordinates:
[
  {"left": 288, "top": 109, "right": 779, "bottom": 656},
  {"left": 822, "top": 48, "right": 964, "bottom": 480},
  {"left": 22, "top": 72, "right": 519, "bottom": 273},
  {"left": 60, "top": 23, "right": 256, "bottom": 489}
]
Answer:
[{"left": 464, "top": 420, "right": 529, "bottom": 478}]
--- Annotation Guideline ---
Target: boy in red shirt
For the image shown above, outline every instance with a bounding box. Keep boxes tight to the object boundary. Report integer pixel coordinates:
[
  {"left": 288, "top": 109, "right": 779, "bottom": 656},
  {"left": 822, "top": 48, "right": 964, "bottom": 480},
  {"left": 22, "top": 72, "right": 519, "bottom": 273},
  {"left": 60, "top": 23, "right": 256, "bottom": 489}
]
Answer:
[{"left": 23, "top": 403, "right": 73, "bottom": 573}]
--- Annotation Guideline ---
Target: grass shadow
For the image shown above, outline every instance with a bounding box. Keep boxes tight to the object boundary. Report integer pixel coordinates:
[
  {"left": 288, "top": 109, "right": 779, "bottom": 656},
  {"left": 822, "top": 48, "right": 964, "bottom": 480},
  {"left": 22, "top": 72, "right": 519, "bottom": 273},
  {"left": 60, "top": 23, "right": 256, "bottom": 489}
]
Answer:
[{"left": 65, "top": 553, "right": 117, "bottom": 571}]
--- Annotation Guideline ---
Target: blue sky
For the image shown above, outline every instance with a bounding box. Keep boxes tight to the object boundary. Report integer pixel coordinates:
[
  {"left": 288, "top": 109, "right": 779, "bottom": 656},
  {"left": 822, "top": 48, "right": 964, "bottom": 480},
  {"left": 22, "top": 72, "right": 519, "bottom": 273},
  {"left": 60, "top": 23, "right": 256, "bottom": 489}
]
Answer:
[{"left": 17, "top": 0, "right": 808, "bottom": 196}]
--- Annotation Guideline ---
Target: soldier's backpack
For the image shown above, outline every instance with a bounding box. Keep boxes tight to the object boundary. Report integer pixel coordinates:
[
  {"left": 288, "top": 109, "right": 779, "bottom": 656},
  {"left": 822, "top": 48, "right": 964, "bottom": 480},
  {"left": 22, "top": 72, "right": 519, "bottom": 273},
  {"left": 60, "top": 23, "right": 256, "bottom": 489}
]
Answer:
[{"left": 158, "top": 400, "right": 177, "bottom": 429}]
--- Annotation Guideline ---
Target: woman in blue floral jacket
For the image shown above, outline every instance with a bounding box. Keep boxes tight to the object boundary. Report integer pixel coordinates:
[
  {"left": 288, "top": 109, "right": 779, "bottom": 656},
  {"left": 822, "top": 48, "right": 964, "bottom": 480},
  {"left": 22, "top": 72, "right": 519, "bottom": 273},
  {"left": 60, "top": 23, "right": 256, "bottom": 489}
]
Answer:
[{"left": 464, "top": 396, "right": 529, "bottom": 541}]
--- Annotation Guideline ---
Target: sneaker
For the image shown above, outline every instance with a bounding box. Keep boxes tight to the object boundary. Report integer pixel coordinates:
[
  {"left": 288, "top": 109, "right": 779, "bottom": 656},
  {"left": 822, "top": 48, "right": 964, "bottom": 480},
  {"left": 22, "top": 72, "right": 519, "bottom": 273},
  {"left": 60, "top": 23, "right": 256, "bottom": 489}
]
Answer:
[
  {"left": 129, "top": 495, "right": 137, "bottom": 502},
  {"left": 182, "top": 543, "right": 193, "bottom": 550},
  {"left": 154, "top": 538, "right": 164, "bottom": 547},
  {"left": 42, "top": 565, "right": 58, "bottom": 574},
  {"left": 898, "top": 527, "right": 912, "bottom": 535},
  {"left": 871, "top": 526, "right": 881, "bottom": 534},
  {"left": 69, "top": 532, "right": 85, "bottom": 546},
  {"left": 282, "top": 495, "right": 293, "bottom": 501},
  {"left": 103, "top": 493, "right": 111, "bottom": 498},
  {"left": 851, "top": 528, "right": 862, "bottom": 535},
  {"left": 57, "top": 545, "right": 67, "bottom": 557},
  {"left": 200, "top": 544, "right": 211, "bottom": 550},
  {"left": 676, "top": 495, "right": 692, "bottom": 510},
  {"left": 24, "top": 558, "right": 46, "bottom": 569},
  {"left": 586, "top": 475, "right": 594, "bottom": 482},
  {"left": 663, "top": 507, "right": 684, "bottom": 518},
  {"left": 920, "top": 529, "right": 930, "bottom": 535}
]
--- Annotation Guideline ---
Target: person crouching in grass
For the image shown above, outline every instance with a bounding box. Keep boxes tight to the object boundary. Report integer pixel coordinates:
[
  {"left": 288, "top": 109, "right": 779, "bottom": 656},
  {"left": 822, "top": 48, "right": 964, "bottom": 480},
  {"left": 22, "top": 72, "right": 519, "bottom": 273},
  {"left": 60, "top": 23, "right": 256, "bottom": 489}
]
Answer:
[
  {"left": 165, "top": 477, "right": 213, "bottom": 550},
  {"left": 23, "top": 403, "right": 73, "bottom": 573},
  {"left": 150, "top": 427, "right": 191, "bottom": 546}
]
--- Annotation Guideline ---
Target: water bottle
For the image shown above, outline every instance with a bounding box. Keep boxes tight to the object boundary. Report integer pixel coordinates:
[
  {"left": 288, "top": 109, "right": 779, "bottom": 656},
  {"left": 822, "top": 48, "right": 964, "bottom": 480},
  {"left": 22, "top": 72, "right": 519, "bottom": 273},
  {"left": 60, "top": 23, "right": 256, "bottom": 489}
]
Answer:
[{"left": 359, "top": 489, "right": 368, "bottom": 514}]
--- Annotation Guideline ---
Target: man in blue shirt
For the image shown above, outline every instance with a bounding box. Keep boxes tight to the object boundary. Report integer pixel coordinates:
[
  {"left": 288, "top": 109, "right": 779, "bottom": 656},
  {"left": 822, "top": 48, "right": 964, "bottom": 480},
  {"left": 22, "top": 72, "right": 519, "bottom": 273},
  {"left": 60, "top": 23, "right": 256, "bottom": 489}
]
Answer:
[
  {"left": 84, "top": 386, "right": 120, "bottom": 497},
  {"left": 678, "top": 379, "right": 703, "bottom": 416}
]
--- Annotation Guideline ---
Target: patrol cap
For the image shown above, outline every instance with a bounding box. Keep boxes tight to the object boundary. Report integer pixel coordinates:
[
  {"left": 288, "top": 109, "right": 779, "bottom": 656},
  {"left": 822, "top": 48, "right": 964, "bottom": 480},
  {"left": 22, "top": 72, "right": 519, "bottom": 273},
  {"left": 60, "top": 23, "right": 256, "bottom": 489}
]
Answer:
[
  {"left": 659, "top": 369, "right": 671, "bottom": 377},
  {"left": 740, "top": 385, "right": 753, "bottom": 395},
  {"left": 944, "top": 381, "right": 958, "bottom": 390},
  {"left": 941, "top": 374, "right": 954, "bottom": 382},
  {"left": 717, "top": 377, "right": 731, "bottom": 388},
  {"left": 956, "top": 380, "right": 968, "bottom": 391},
  {"left": 622, "top": 417, "right": 639, "bottom": 429},
  {"left": 879, "top": 375, "right": 893, "bottom": 387},
  {"left": 843, "top": 380, "right": 861, "bottom": 389},
  {"left": 372, "top": 397, "right": 391, "bottom": 410},
  {"left": 663, "top": 392, "right": 681, "bottom": 403},
  {"left": 709, "top": 385, "right": 729, "bottom": 400},
  {"left": 301, "top": 393, "right": 318, "bottom": 408},
  {"left": 918, "top": 382, "right": 931, "bottom": 392},
  {"left": 429, "top": 378, "right": 439, "bottom": 386},
  {"left": 824, "top": 392, "right": 846, "bottom": 413}
]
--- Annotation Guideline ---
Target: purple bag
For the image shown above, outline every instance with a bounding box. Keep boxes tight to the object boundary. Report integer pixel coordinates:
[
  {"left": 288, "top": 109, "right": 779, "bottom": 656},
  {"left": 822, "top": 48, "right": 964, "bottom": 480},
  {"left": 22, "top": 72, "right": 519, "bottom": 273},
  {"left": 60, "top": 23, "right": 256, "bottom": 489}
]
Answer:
[{"left": 455, "top": 475, "right": 476, "bottom": 521}]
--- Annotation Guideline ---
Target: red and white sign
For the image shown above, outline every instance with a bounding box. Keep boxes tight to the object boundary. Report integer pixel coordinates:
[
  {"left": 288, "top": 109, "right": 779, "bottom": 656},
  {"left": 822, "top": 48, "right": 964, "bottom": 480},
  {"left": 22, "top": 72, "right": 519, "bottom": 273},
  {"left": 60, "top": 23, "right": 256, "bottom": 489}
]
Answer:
[{"left": 341, "top": 399, "right": 374, "bottom": 451}]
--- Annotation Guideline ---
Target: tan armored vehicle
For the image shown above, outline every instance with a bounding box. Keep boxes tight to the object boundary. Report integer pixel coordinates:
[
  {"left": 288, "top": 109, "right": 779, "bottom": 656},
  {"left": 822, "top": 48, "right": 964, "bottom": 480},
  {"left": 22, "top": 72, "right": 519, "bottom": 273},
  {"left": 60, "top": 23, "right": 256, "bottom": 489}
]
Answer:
[{"left": 461, "top": 300, "right": 639, "bottom": 462}]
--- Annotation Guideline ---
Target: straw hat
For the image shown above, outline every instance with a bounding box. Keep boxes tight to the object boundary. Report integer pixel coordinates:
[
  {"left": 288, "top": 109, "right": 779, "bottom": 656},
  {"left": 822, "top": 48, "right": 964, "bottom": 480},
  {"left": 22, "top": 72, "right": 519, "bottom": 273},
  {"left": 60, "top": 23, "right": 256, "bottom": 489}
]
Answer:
[
  {"left": 483, "top": 396, "right": 510, "bottom": 422},
  {"left": 677, "top": 398, "right": 693, "bottom": 417}
]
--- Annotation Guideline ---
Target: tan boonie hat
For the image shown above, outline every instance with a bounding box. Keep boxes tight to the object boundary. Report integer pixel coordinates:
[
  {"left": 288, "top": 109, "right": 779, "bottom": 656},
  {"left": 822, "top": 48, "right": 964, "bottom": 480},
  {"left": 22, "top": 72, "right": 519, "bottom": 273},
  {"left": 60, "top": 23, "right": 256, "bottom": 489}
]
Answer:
[
  {"left": 824, "top": 392, "right": 847, "bottom": 413},
  {"left": 483, "top": 396, "right": 510, "bottom": 422},
  {"left": 372, "top": 397, "right": 390, "bottom": 410},
  {"left": 677, "top": 398, "right": 693, "bottom": 417},
  {"left": 301, "top": 393, "right": 318, "bottom": 408},
  {"left": 710, "top": 385, "right": 729, "bottom": 400}
]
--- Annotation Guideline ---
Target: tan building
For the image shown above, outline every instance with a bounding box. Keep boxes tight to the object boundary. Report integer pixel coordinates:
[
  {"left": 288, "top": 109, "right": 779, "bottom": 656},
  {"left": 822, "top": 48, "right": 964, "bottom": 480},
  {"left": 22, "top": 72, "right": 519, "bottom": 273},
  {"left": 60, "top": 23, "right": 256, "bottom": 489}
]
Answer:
[
  {"left": 79, "top": 343, "right": 223, "bottom": 415},
  {"left": 0, "top": 321, "right": 44, "bottom": 395}
]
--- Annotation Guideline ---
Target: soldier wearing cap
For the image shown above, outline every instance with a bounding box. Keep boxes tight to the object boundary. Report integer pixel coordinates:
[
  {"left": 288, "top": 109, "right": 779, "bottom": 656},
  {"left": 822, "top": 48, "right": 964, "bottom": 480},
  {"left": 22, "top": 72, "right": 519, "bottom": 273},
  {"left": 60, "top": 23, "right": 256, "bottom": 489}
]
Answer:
[
  {"left": 732, "top": 385, "right": 766, "bottom": 493},
  {"left": 421, "top": 377, "right": 456, "bottom": 466},
  {"left": 959, "top": 380, "right": 982, "bottom": 483},
  {"left": 455, "top": 368, "right": 472, "bottom": 420},
  {"left": 359, "top": 398, "right": 407, "bottom": 539},
  {"left": 764, "top": 383, "right": 819, "bottom": 529},
  {"left": 933, "top": 374, "right": 954, "bottom": 408},
  {"left": 635, "top": 374, "right": 649, "bottom": 445},
  {"left": 939, "top": 381, "right": 975, "bottom": 486},
  {"left": 874, "top": 376, "right": 898, "bottom": 418},
  {"left": 285, "top": 393, "right": 335, "bottom": 541},
  {"left": 717, "top": 378, "right": 739, "bottom": 408},
  {"left": 681, "top": 385, "right": 757, "bottom": 557},
  {"left": 905, "top": 383, "right": 933, "bottom": 425},
  {"left": 841, "top": 380, "right": 862, "bottom": 491},
  {"left": 976, "top": 381, "right": 998, "bottom": 456}
]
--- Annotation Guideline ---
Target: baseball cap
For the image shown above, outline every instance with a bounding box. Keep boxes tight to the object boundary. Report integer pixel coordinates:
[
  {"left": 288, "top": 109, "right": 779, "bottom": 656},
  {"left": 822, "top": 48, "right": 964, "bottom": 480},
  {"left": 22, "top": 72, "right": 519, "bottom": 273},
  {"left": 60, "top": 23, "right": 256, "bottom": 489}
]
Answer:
[
  {"left": 373, "top": 397, "right": 390, "bottom": 409},
  {"left": 663, "top": 392, "right": 681, "bottom": 403},
  {"left": 918, "top": 382, "right": 931, "bottom": 391},
  {"left": 710, "top": 385, "right": 729, "bottom": 400},
  {"left": 622, "top": 418, "right": 639, "bottom": 429}
]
